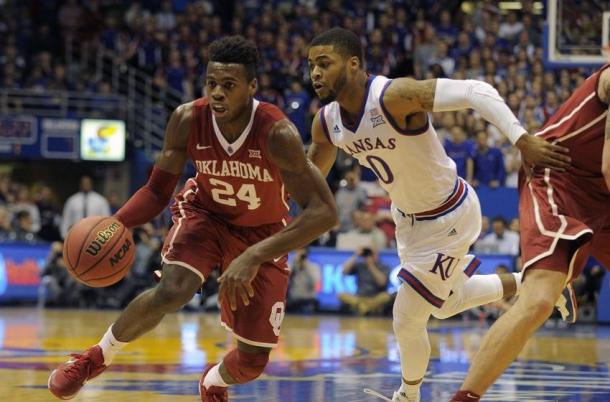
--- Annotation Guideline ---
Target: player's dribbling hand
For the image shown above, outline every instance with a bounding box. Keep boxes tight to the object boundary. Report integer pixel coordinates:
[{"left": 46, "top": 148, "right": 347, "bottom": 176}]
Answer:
[
  {"left": 516, "top": 134, "right": 571, "bottom": 171},
  {"left": 218, "top": 251, "right": 260, "bottom": 311}
]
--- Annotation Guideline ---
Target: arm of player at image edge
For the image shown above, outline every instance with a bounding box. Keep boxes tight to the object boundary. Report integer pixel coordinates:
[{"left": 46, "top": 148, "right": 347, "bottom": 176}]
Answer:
[
  {"left": 114, "top": 103, "right": 192, "bottom": 229},
  {"left": 243, "top": 118, "right": 339, "bottom": 264},
  {"left": 382, "top": 77, "right": 571, "bottom": 170},
  {"left": 307, "top": 110, "right": 338, "bottom": 178},
  {"left": 598, "top": 69, "right": 610, "bottom": 192}
]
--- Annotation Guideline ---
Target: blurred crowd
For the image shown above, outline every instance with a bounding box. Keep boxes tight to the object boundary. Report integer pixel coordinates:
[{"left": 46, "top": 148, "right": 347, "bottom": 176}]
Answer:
[{"left": 0, "top": 0, "right": 606, "bottom": 316}]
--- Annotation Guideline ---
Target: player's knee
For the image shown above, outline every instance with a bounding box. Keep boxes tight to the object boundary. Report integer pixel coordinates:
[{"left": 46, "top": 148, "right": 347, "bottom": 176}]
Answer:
[
  {"left": 431, "top": 307, "right": 454, "bottom": 320},
  {"left": 224, "top": 349, "right": 270, "bottom": 383},
  {"left": 152, "top": 269, "right": 200, "bottom": 311},
  {"left": 526, "top": 296, "right": 555, "bottom": 323},
  {"left": 393, "top": 313, "right": 427, "bottom": 339},
  {"left": 152, "top": 283, "right": 194, "bottom": 311}
]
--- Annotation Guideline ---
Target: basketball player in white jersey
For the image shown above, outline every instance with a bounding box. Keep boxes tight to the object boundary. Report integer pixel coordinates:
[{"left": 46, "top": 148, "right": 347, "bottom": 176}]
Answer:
[{"left": 306, "top": 28, "right": 571, "bottom": 402}]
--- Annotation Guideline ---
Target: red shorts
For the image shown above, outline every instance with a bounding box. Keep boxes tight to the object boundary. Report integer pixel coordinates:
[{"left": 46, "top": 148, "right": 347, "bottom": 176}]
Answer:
[
  {"left": 519, "top": 170, "right": 610, "bottom": 280},
  {"left": 161, "top": 199, "right": 288, "bottom": 348}
]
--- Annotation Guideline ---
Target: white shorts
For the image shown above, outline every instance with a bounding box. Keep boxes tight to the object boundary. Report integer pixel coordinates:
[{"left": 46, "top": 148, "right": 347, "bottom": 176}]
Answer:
[{"left": 391, "top": 179, "right": 482, "bottom": 307}]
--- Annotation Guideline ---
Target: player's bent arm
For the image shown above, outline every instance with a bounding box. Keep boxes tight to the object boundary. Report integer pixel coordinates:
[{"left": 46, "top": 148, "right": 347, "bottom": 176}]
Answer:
[
  {"left": 307, "top": 111, "right": 337, "bottom": 177},
  {"left": 245, "top": 119, "right": 338, "bottom": 264},
  {"left": 597, "top": 69, "right": 610, "bottom": 190},
  {"left": 383, "top": 78, "right": 571, "bottom": 169},
  {"left": 115, "top": 103, "right": 193, "bottom": 228}
]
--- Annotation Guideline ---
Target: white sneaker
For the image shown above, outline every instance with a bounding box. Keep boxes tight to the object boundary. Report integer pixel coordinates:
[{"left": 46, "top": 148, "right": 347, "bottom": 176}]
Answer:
[{"left": 363, "top": 387, "right": 420, "bottom": 402}]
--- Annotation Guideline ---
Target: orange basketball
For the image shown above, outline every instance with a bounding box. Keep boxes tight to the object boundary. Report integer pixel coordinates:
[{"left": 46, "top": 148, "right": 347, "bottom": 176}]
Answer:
[{"left": 63, "top": 216, "right": 135, "bottom": 287}]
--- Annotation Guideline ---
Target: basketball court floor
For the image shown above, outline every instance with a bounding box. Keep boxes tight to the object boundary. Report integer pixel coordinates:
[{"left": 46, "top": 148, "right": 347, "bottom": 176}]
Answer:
[{"left": 2, "top": 307, "right": 610, "bottom": 401}]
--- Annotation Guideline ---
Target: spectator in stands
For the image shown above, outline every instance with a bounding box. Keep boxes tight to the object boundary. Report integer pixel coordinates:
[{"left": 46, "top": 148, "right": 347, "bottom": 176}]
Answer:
[
  {"left": 366, "top": 187, "right": 396, "bottom": 249},
  {"left": 58, "top": 0, "right": 84, "bottom": 39},
  {"left": 473, "top": 130, "right": 506, "bottom": 188},
  {"left": 430, "top": 41, "right": 455, "bottom": 77},
  {"left": 61, "top": 176, "right": 111, "bottom": 238},
  {"left": 498, "top": 11, "right": 523, "bottom": 42},
  {"left": 414, "top": 23, "right": 437, "bottom": 78},
  {"left": 284, "top": 79, "right": 312, "bottom": 144},
  {"left": 335, "top": 169, "right": 368, "bottom": 233},
  {"left": 434, "top": 112, "right": 456, "bottom": 143},
  {"left": 287, "top": 247, "right": 321, "bottom": 313},
  {"left": 338, "top": 247, "right": 391, "bottom": 315},
  {"left": 13, "top": 210, "right": 38, "bottom": 243},
  {"left": 0, "top": 205, "right": 13, "bottom": 240},
  {"left": 503, "top": 150, "right": 520, "bottom": 190},
  {"left": 39, "top": 241, "right": 73, "bottom": 307},
  {"left": 35, "top": 185, "right": 62, "bottom": 242},
  {"left": 478, "top": 215, "right": 491, "bottom": 241},
  {"left": 338, "top": 210, "right": 388, "bottom": 251},
  {"left": 257, "top": 73, "right": 285, "bottom": 110},
  {"left": 444, "top": 126, "right": 475, "bottom": 182},
  {"left": 10, "top": 185, "right": 41, "bottom": 233},
  {"left": 475, "top": 216, "right": 520, "bottom": 255},
  {"left": 543, "top": 90, "right": 560, "bottom": 122},
  {"left": 435, "top": 10, "right": 459, "bottom": 45}
]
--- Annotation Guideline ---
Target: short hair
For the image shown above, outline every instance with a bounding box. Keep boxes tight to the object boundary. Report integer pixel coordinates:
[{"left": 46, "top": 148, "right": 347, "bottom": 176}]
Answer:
[
  {"left": 208, "top": 35, "right": 259, "bottom": 80},
  {"left": 309, "top": 28, "right": 363, "bottom": 67},
  {"left": 16, "top": 210, "right": 30, "bottom": 220},
  {"left": 492, "top": 216, "right": 507, "bottom": 226}
]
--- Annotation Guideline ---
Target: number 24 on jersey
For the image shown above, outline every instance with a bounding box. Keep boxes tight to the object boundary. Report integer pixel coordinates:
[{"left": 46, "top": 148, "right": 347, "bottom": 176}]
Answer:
[{"left": 210, "top": 178, "right": 262, "bottom": 210}]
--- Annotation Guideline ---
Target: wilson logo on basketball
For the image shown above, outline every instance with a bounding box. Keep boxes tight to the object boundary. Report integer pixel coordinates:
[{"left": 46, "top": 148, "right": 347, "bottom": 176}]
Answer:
[
  {"left": 85, "top": 222, "right": 121, "bottom": 256},
  {"left": 109, "top": 238, "right": 132, "bottom": 267}
]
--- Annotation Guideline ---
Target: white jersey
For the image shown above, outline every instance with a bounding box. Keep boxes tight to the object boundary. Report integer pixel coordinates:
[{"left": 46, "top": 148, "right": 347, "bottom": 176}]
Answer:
[{"left": 319, "top": 75, "right": 457, "bottom": 214}]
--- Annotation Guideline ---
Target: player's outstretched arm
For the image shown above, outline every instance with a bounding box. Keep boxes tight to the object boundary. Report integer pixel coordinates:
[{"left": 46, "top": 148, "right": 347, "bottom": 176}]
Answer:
[
  {"left": 114, "top": 103, "right": 192, "bottom": 228},
  {"left": 382, "top": 78, "right": 571, "bottom": 171},
  {"left": 597, "top": 69, "right": 610, "bottom": 191},
  {"left": 307, "top": 110, "right": 337, "bottom": 177},
  {"left": 218, "top": 119, "right": 338, "bottom": 311}
]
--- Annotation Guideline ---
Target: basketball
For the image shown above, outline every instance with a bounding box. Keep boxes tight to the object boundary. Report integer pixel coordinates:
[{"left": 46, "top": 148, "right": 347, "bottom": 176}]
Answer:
[{"left": 63, "top": 216, "right": 135, "bottom": 288}]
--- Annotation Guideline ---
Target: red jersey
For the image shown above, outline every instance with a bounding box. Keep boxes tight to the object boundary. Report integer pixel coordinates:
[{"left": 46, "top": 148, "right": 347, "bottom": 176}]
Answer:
[
  {"left": 535, "top": 63, "right": 610, "bottom": 196},
  {"left": 182, "top": 98, "right": 289, "bottom": 227}
]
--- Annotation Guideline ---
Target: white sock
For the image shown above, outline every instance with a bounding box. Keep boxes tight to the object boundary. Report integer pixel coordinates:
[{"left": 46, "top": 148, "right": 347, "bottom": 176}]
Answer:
[
  {"left": 434, "top": 274, "right": 503, "bottom": 319},
  {"left": 399, "top": 381, "right": 421, "bottom": 400},
  {"left": 513, "top": 272, "right": 522, "bottom": 296},
  {"left": 97, "top": 325, "right": 128, "bottom": 365},
  {"left": 202, "top": 363, "right": 228, "bottom": 388}
]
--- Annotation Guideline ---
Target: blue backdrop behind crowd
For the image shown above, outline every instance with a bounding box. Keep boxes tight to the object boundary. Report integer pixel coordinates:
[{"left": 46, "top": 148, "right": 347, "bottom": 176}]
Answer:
[{"left": 0, "top": 242, "right": 514, "bottom": 309}]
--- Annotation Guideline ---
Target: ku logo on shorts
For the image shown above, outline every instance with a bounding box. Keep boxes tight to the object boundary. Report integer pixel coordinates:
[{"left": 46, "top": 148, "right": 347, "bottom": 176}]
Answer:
[{"left": 429, "top": 253, "right": 459, "bottom": 281}]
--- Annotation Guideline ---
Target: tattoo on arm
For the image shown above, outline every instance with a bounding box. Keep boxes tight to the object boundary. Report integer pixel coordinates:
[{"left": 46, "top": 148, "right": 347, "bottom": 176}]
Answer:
[{"left": 398, "top": 79, "right": 437, "bottom": 111}]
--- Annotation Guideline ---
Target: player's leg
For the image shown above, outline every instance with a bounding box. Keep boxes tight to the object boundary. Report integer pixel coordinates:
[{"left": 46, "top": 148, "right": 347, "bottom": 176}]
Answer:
[
  {"left": 432, "top": 270, "right": 521, "bottom": 320},
  {"left": 391, "top": 283, "right": 433, "bottom": 402},
  {"left": 451, "top": 268, "right": 565, "bottom": 401},
  {"left": 202, "top": 341, "right": 271, "bottom": 388},
  {"left": 48, "top": 263, "right": 202, "bottom": 400},
  {"left": 201, "top": 232, "right": 288, "bottom": 401},
  {"left": 106, "top": 263, "right": 202, "bottom": 354}
]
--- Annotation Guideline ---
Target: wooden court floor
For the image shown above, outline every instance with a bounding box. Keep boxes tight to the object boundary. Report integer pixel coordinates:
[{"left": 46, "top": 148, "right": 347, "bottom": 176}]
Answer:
[{"left": 2, "top": 308, "right": 610, "bottom": 401}]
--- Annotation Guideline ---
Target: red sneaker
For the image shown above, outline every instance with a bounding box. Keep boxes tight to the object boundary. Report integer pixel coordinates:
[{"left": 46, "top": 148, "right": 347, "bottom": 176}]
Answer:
[
  {"left": 199, "top": 364, "right": 229, "bottom": 402},
  {"left": 48, "top": 345, "right": 107, "bottom": 400}
]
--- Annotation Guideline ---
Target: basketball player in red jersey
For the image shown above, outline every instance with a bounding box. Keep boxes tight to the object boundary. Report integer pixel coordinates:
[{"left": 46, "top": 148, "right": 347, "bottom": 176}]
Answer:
[
  {"left": 451, "top": 66, "right": 610, "bottom": 402},
  {"left": 48, "top": 36, "right": 338, "bottom": 402}
]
